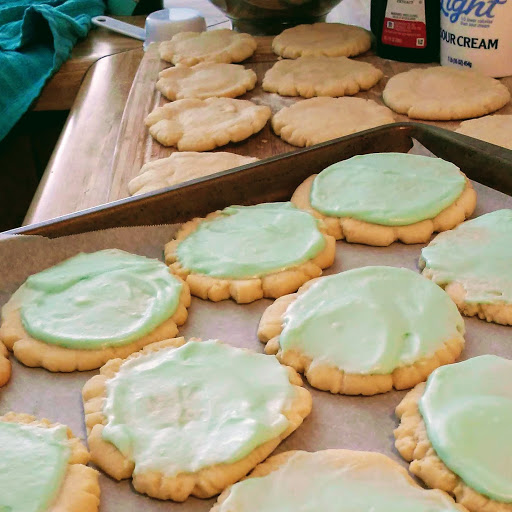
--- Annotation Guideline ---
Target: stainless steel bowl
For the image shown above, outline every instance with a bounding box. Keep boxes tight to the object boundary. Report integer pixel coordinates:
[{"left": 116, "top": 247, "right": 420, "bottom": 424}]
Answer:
[{"left": 209, "top": 0, "right": 344, "bottom": 35}]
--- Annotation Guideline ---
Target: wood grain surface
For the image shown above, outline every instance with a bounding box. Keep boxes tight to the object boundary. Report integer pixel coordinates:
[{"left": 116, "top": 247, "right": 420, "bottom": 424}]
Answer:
[{"left": 108, "top": 39, "right": 512, "bottom": 202}]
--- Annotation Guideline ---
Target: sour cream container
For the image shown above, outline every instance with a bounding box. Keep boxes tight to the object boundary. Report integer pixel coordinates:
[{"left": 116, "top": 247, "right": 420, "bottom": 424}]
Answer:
[{"left": 440, "top": 0, "right": 512, "bottom": 77}]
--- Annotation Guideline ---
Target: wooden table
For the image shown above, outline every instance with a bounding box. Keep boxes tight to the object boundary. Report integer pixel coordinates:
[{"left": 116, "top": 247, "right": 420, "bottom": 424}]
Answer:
[{"left": 23, "top": 0, "right": 511, "bottom": 225}]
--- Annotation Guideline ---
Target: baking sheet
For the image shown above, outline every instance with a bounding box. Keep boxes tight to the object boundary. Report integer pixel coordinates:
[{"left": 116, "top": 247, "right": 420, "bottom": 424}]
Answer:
[{"left": 1, "top": 149, "right": 512, "bottom": 511}]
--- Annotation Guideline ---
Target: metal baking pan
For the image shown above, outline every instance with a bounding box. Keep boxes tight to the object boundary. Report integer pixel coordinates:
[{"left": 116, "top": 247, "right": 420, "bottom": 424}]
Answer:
[{"left": 5, "top": 122, "right": 512, "bottom": 238}]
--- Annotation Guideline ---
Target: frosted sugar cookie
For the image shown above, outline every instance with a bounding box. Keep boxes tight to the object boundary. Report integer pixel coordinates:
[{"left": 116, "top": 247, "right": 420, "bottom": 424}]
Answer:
[
  {"left": 160, "top": 29, "right": 257, "bottom": 66},
  {"left": 395, "top": 355, "right": 512, "bottom": 512},
  {"left": 456, "top": 115, "right": 512, "bottom": 150},
  {"left": 272, "top": 23, "right": 371, "bottom": 59},
  {"left": 0, "top": 412, "right": 100, "bottom": 512},
  {"left": 291, "top": 153, "right": 477, "bottom": 246},
  {"left": 157, "top": 63, "right": 257, "bottom": 101},
  {"left": 383, "top": 67, "right": 510, "bottom": 121},
  {"left": 258, "top": 266, "right": 465, "bottom": 395},
  {"left": 164, "top": 202, "right": 336, "bottom": 303},
  {"left": 0, "top": 249, "right": 191, "bottom": 372},
  {"left": 272, "top": 97, "right": 395, "bottom": 147},
  {"left": 212, "top": 450, "right": 467, "bottom": 512},
  {"left": 128, "top": 152, "right": 259, "bottom": 196},
  {"left": 263, "top": 56, "right": 383, "bottom": 98},
  {"left": 0, "top": 340, "right": 10, "bottom": 386},
  {"left": 82, "top": 338, "right": 312, "bottom": 501},
  {"left": 420, "top": 209, "right": 512, "bottom": 325},
  {"left": 145, "top": 97, "right": 271, "bottom": 151}
]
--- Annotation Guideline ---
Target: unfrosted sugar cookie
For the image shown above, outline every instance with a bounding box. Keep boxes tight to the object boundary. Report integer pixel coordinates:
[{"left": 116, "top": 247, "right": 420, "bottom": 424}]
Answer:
[
  {"left": 291, "top": 153, "right": 476, "bottom": 246},
  {"left": 159, "top": 29, "right": 257, "bottom": 66},
  {"left": 157, "top": 63, "right": 257, "bottom": 101},
  {"left": 0, "top": 340, "right": 10, "bottom": 387},
  {"left": 420, "top": 209, "right": 512, "bottom": 325},
  {"left": 258, "top": 266, "right": 465, "bottom": 395},
  {"left": 145, "top": 98, "right": 271, "bottom": 151},
  {"left": 456, "top": 115, "right": 512, "bottom": 150},
  {"left": 383, "top": 67, "right": 510, "bottom": 121},
  {"left": 164, "top": 202, "right": 336, "bottom": 303},
  {"left": 395, "top": 355, "right": 512, "bottom": 512},
  {"left": 0, "top": 249, "right": 191, "bottom": 372},
  {"left": 128, "top": 152, "right": 259, "bottom": 196},
  {"left": 262, "top": 56, "right": 383, "bottom": 98},
  {"left": 272, "top": 23, "right": 371, "bottom": 59},
  {"left": 272, "top": 97, "right": 395, "bottom": 147},
  {"left": 82, "top": 338, "right": 311, "bottom": 501},
  {"left": 212, "top": 450, "right": 467, "bottom": 512},
  {"left": 0, "top": 412, "right": 100, "bottom": 512}
]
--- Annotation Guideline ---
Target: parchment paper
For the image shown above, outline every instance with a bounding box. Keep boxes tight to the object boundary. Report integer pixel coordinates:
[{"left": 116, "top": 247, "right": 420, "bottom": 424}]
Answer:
[{"left": 1, "top": 144, "right": 512, "bottom": 512}]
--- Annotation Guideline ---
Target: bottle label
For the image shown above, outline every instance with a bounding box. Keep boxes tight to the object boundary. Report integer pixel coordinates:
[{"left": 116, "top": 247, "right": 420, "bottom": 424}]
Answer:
[
  {"left": 440, "top": 0, "right": 512, "bottom": 77},
  {"left": 381, "top": 0, "right": 427, "bottom": 49}
]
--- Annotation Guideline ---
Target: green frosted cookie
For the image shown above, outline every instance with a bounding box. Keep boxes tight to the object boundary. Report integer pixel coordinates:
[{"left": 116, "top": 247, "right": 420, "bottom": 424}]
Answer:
[
  {"left": 0, "top": 249, "right": 190, "bottom": 372},
  {"left": 82, "top": 338, "right": 312, "bottom": 501}
]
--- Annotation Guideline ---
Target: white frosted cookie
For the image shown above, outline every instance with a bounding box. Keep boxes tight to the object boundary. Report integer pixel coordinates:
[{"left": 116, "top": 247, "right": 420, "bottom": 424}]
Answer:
[
  {"left": 262, "top": 56, "right": 383, "bottom": 98},
  {"left": 0, "top": 412, "right": 100, "bottom": 512},
  {"left": 291, "top": 153, "right": 477, "bottom": 246},
  {"left": 420, "top": 209, "right": 512, "bottom": 325},
  {"left": 128, "top": 152, "right": 259, "bottom": 196},
  {"left": 456, "top": 115, "right": 512, "bottom": 150},
  {"left": 164, "top": 202, "right": 336, "bottom": 303},
  {"left": 160, "top": 29, "right": 257, "bottom": 66},
  {"left": 212, "top": 450, "right": 468, "bottom": 512},
  {"left": 383, "top": 67, "right": 511, "bottom": 121},
  {"left": 0, "top": 249, "right": 191, "bottom": 372},
  {"left": 395, "top": 356, "right": 512, "bottom": 512},
  {"left": 272, "top": 97, "right": 394, "bottom": 147},
  {"left": 157, "top": 63, "right": 257, "bottom": 101},
  {"left": 0, "top": 340, "right": 10, "bottom": 387},
  {"left": 258, "top": 266, "right": 465, "bottom": 396},
  {"left": 145, "top": 97, "right": 271, "bottom": 151},
  {"left": 82, "top": 338, "right": 312, "bottom": 501},
  {"left": 272, "top": 23, "right": 371, "bottom": 59}
]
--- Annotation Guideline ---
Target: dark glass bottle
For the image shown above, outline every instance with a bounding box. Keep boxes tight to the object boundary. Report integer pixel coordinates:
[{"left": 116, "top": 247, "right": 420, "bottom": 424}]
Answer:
[{"left": 371, "top": 0, "right": 440, "bottom": 63}]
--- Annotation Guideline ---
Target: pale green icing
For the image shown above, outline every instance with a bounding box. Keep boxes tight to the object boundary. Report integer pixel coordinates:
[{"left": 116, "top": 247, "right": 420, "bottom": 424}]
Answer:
[
  {"left": 421, "top": 209, "right": 512, "bottom": 304},
  {"left": 280, "top": 266, "right": 464, "bottom": 375},
  {"left": 419, "top": 355, "right": 512, "bottom": 503},
  {"left": 102, "top": 340, "right": 294, "bottom": 476},
  {"left": 18, "top": 249, "right": 182, "bottom": 349},
  {"left": 218, "top": 451, "right": 460, "bottom": 512},
  {"left": 310, "top": 153, "right": 465, "bottom": 226},
  {"left": 0, "top": 422, "right": 70, "bottom": 512},
  {"left": 176, "top": 203, "right": 326, "bottom": 279}
]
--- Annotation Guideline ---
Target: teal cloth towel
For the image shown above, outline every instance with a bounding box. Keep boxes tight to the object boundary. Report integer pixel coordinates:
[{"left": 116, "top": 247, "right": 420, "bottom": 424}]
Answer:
[{"left": 0, "top": 0, "right": 105, "bottom": 142}]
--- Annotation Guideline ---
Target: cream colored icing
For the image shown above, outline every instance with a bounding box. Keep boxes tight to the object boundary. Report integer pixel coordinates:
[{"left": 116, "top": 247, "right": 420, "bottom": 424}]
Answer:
[
  {"left": 280, "top": 267, "right": 464, "bottom": 374},
  {"left": 218, "top": 451, "right": 462, "bottom": 512},
  {"left": 102, "top": 340, "right": 295, "bottom": 476}
]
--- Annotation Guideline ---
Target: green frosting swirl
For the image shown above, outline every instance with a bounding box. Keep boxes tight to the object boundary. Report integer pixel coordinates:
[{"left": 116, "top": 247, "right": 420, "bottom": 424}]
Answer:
[
  {"left": 176, "top": 203, "right": 326, "bottom": 279},
  {"left": 18, "top": 249, "right": 182, "bottom": 349},
  {"left": 0, "top": 422, "right": 70, "bottom": 512},
  {"left": 102, "top": 340, "right": 295, "bottom": 476},
  {"left": 419, "top": 355, "right": 512, "bottom": 503},
  {"left": 280, "top": 267, "right": 464, "bottom": 374},
  {"left": 421, "top": 209, "right": 512, "bottom": 303},
  {"left": 218, "top": 451, "right": 462, "bottom": 512},
  {"left": 310, "top": 153, "right": 465, "bottom": 226}
]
